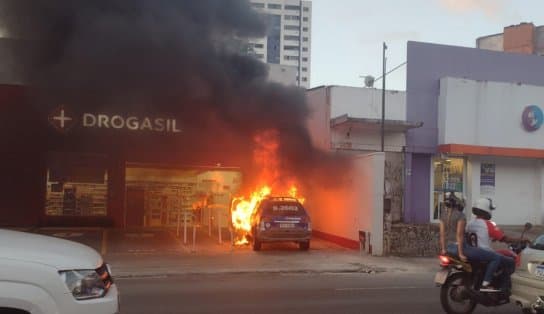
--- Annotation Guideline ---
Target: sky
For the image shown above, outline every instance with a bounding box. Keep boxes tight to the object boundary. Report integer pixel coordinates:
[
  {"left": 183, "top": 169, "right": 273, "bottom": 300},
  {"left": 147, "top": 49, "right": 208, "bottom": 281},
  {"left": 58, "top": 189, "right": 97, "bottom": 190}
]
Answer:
[{"left": 310, "top": 0, "right": 544, "bottom": 91}]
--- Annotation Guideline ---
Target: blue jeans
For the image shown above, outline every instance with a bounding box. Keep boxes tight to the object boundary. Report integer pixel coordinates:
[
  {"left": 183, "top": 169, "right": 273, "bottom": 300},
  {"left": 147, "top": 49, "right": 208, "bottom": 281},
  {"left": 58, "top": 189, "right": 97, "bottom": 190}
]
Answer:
[
  {"left": 447, "top": 243, "right": 502, "bottom": 283},
  {"left": 499, "top": 255, "right": 515, "bottom": 290}
]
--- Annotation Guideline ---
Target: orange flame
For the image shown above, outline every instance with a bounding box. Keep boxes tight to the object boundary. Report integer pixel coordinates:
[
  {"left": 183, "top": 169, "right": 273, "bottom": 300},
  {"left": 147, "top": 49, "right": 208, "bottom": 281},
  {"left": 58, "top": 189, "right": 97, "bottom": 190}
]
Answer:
[
  {"left": 230, "top": 184, "right": 305, "bottom": 245},
  {"left": 230, "top": 129, "right": 305, "bottom": 245}
]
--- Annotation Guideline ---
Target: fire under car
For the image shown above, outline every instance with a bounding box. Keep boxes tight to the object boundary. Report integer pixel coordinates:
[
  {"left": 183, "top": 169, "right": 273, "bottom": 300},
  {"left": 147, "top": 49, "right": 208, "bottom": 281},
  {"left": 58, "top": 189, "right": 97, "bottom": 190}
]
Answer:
[{"left": 249, "top": 196, "right": 312, "bottom": 251}]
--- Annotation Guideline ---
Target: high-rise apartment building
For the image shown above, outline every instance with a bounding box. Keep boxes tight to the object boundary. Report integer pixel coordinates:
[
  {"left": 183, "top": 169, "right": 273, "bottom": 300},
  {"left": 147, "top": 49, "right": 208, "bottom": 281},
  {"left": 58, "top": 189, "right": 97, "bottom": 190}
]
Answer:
[{"left": 249, "top": 0, "right": 312, "bottom": 88}]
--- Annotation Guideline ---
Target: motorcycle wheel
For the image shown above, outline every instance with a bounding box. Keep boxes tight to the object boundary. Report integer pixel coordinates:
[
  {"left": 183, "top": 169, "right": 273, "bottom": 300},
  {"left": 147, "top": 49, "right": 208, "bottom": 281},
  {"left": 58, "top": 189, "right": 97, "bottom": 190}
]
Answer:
[{"left": 440, "top": 272, "right": 477, "bottom": 314}]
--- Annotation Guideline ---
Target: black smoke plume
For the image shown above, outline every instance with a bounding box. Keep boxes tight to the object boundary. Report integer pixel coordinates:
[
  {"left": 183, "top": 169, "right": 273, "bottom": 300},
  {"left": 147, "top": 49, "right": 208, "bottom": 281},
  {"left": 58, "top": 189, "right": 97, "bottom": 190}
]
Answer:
[{"left": 0, "top": 0, "right": 348, "bottom": 192}]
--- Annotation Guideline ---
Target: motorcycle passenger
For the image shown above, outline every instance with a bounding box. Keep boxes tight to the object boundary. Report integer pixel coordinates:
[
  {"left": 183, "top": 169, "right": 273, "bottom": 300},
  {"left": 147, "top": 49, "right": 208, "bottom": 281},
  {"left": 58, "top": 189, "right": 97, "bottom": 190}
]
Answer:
[
  {"left": 466, "top": 197, "right": 519, "bottom": 292},
  {"left": 439, "top": 193, "right": 502, "bottom": 292},
  {"left": 439, "top": 192, "right": 468, "bottom": 261}
]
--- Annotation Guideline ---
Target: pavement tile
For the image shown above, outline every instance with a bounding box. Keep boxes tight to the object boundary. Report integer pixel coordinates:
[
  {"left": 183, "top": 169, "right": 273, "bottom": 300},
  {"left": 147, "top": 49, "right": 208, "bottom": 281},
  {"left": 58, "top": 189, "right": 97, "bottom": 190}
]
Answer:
[{"left": 35, "top": 227, "right": 103, "bottom": 252}]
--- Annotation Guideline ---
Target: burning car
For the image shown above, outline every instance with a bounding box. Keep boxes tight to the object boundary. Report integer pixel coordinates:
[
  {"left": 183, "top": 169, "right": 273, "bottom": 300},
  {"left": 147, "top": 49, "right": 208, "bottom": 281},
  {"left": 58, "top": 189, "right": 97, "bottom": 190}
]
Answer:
[{"left": 249, "top": 196, "right": 312, "bottom": 251}]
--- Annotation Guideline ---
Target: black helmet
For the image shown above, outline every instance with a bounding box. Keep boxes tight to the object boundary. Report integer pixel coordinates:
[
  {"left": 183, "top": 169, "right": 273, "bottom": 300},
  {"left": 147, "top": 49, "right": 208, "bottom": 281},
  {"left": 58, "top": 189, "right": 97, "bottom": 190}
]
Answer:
[{"left": 444, "top": 191, "right": 465, "bottom": 211}]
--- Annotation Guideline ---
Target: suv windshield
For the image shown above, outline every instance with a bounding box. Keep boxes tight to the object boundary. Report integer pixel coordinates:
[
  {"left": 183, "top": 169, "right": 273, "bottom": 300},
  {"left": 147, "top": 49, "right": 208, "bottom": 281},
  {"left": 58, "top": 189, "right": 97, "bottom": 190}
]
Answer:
[
  {"left": 530, "top": 235, "right": 544, "bottom": 250},
  {"left": 261, "top": 201, "right": 306, "bottom": 216}
]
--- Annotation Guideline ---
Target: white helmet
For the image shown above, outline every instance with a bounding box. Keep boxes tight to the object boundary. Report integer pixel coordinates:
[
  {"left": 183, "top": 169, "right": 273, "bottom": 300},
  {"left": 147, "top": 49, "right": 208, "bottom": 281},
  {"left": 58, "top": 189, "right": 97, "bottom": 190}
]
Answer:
[{"left": 472, "top": 197, "right": 496, "bottom": 218}]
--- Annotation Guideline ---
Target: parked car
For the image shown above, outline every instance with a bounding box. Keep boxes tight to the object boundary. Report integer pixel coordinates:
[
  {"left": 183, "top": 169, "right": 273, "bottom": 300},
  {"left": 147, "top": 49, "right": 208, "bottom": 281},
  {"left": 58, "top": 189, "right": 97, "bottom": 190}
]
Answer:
[
  {"left": 0, "top": 229, "right": 119, "bottom": 314},
  {"left": 511, "top": 233, "right": 544, "bottom": 312},
  {"left": 250, "top": 196, "right": 312, "bottom": 251}
]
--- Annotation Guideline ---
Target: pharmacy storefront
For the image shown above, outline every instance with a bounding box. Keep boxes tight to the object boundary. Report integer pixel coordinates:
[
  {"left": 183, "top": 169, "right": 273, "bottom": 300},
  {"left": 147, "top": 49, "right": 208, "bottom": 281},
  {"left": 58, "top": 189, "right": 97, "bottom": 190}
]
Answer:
[
  {"left": 0, "top": 86, "right": 244, "bottom": 228},
  {"left": 432, "top": 77, "right": 544, "bottom": 225},
  {"left": 405, "top": 41, "right": 544, "bottom": 225}
]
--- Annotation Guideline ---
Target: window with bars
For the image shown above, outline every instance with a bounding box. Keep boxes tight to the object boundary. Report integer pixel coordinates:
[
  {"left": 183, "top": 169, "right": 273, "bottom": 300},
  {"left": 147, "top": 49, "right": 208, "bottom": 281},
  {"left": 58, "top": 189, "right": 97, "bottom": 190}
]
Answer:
[
  {"left": 284, "top": 35, "right": 299, "bottom": 41},
  {"left": 285, "top": 5, "right": 300, "bottom": 10}
]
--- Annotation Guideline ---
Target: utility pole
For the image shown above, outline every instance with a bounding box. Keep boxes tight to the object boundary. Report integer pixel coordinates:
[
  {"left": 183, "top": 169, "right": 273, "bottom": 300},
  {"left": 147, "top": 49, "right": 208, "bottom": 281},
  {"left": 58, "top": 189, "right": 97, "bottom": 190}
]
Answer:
[{"left": 381, "top": 42, "right": 387, "bottom": 152}]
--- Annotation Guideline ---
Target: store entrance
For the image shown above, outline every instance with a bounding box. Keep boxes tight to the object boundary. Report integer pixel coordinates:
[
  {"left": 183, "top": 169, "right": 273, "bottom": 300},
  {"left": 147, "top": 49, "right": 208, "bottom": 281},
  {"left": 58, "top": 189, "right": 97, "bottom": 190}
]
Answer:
[
  {"left": 432, "top": 157, "right": 465, "bottom": 221},
  {"left": 124, "top": 164, "right": 241, "bottom": 229}
]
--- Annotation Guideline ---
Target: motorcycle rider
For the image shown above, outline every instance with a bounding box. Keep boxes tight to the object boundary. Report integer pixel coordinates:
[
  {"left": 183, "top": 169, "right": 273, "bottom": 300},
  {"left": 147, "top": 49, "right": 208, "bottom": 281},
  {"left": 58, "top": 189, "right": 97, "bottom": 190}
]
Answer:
[
  {"left": 466, "top": 197, "right": 522, "bottom": 292},
  {"left": 439, "top": 192, "right": 503, "bottom": 292}
]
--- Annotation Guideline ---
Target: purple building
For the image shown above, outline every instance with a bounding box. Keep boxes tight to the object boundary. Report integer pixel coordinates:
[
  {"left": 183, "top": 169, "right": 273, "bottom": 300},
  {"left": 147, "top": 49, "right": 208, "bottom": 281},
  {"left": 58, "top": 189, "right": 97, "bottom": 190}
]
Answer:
[{"left": 404, "top": 41, "right": 544, "bottom": 224}]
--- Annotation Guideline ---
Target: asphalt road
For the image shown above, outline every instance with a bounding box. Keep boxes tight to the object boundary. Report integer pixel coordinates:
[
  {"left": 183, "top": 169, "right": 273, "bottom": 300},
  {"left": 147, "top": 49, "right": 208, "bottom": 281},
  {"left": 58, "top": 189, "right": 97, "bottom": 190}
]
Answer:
[{"left": 117, "top": 271, "right": 521, "bottom": 314}]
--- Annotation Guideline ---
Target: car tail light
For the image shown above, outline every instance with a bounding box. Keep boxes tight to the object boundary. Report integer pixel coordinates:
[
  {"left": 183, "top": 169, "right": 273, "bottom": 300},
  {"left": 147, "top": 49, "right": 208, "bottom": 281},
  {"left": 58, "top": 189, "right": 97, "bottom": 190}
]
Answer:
[
  {"left": 259, "top": 220, "right": 266, "bottom": 231},
  {"left": 439, "top": 255, "right": 450, "bottom": 267},
  {"left": 307, "top": 222, "right": 312, "bottom": 231}
]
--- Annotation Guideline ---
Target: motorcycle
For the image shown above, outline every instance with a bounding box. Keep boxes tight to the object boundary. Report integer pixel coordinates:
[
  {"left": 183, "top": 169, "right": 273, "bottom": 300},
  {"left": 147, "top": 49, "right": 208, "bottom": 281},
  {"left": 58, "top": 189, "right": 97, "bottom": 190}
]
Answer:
[{"left": 435, "top": 223, "right": 543, "bottom": 314}]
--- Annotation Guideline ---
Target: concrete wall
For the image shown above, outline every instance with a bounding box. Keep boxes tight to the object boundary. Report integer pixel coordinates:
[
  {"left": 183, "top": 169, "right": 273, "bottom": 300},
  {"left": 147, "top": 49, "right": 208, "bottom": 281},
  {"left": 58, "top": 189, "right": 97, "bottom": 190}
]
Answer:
[
  {"left": 476, "top": 33, "right": 504, "bottom": 52},
  {"left": 307, "top": 85, "right": 407, "bottom": 153},
  {"left": 308, "top": 153, "right": 384, "bottom": 255},
  {"left": 329, "top": 86, "right": 406, "bottom": 120},
  {"left": 466, "top": 156, "right": 543, "bottom": 225},
  {"left": 384, "top": 223, "right": 439, "bottom": 256},
  {"left": 384, "top": 153, "right": 404, "bottom": 223},
  {"left": 331, "top": 128, "right": 406, "bottom": 152},
  {"left": 536, "top": 26, "right": 544, "bottom": 56},
  {"left": 438, "top": 77, "right": 544, "bottom": 149},
  {"left": 305, "top": 87, "right": 331, "bottom": 151}
]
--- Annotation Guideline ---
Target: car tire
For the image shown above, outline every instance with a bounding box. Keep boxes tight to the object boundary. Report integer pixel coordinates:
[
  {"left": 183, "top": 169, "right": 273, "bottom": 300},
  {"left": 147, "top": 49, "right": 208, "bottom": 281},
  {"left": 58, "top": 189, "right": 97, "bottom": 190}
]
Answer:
[
  {"left": 252, "top": 236, "right": 261, "bottom": 251},
  {"left": 252, "top": 238, "right": 261, "bottom": 251},
  {"left": 299, "top": 240, "right": 310, "bottom": 251}
]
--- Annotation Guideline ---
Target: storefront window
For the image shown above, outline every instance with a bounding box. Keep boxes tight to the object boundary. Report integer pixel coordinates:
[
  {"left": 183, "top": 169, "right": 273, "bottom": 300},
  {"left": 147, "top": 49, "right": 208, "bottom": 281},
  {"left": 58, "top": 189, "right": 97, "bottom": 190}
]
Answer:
[
  {"left": 125, "top": 167, "right": 241, "bottom": 228},
  {"left": 45, "top": 153, "right": 108, "bottom": 216},
  {"left": 432, "top": 157, "right": 464, "bottom": 220}
]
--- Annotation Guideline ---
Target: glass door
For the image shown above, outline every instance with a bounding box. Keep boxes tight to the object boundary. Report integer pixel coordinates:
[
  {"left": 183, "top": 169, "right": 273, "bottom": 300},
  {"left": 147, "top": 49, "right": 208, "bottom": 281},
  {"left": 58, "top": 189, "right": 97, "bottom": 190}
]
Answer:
[{"left": 432, "top": 157, "right": 464, "bottom": 221}]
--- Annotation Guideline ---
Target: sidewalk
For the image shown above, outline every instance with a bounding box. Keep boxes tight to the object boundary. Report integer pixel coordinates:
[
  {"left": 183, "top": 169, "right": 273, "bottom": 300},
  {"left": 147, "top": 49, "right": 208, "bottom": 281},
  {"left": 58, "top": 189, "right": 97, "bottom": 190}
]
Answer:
[
  {"left": 23, "top": 224, "right": 544, "bottom": 278},
  {"left": 25, "top": 227, "right": 438, "bottom": 278},
  {"left": 105, "top": 242, "right": 438, "bottom": 278}
]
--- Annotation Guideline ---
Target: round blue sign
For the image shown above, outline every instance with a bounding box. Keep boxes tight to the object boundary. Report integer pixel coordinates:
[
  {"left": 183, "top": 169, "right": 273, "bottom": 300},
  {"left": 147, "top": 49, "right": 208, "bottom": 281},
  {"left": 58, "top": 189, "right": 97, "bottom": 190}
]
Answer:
[{"left": 522, "top": 105, "right": 544, "bottom": 132}]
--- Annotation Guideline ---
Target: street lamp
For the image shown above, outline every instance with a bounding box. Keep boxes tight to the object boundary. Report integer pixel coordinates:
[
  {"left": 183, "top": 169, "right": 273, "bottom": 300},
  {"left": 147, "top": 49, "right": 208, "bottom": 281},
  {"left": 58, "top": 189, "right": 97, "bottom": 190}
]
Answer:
[
  {"left": 381, "top": 42, "right": 387, "bottom": 152},
  {"left": 361, "top": 43, "right": 387, "bottom": 152},
  {"left": 360, "top": 45, "right": 408, "bottom": 153}
]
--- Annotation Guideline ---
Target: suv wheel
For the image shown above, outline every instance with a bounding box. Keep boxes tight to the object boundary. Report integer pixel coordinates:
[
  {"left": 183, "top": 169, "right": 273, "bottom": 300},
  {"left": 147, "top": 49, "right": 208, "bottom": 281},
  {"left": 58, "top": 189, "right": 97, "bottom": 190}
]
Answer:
[
  {"left": 299, "top": 240, "right": 310, "bottom": 251},
  {"left": 252, "top": 237, "right": 261, "bottom": 251},
  {"left": 251, "top": 228, "right": 261, "bottom": 251}
]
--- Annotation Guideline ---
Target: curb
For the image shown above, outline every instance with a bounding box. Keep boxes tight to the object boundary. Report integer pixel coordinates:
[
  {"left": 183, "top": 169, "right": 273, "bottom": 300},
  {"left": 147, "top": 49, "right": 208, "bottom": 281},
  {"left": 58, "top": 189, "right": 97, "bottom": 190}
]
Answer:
[{"left": 114, "top": 267, "right": 384, "bottom": 279}]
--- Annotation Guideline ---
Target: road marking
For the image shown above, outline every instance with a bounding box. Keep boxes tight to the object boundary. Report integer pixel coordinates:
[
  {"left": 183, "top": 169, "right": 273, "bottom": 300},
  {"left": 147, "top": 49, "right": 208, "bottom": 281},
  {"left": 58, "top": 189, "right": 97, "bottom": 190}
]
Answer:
[
  {"left": 101, "top": 229, "right": 108, "bottom": 255},
  {"left": 335, "top": 286, "right": 419, "bottom": 291}
]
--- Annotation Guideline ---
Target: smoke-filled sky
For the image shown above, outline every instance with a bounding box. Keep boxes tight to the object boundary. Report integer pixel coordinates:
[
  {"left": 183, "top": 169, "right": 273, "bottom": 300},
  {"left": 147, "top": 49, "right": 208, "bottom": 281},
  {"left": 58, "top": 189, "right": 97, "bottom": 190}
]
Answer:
[
  {"left": 311, "top": 0, "right": 544, "bottom": 90},
  {"left": 0, "top": 0, "right": 346, "bottom": 191}
]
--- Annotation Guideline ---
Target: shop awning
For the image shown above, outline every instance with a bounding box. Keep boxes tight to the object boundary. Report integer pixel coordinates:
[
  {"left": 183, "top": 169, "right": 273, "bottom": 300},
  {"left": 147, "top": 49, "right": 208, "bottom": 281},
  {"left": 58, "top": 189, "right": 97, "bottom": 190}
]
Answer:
[{"left": 330, "top": 114, "right": 423, "bottom": 132}]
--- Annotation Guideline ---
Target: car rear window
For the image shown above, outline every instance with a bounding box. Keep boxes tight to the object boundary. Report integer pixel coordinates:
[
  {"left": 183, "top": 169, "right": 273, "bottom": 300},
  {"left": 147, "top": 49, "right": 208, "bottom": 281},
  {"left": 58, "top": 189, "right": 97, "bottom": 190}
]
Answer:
[{"left": 261, "top": 201, "right": 306, "bottom": 216}]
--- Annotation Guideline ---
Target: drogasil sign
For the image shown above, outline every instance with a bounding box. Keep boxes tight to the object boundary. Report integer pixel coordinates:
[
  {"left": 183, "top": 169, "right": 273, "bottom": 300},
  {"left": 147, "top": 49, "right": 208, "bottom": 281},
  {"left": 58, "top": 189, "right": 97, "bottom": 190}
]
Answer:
[{"left": 48, "top": 106, "right": 181, "bottom": 133}]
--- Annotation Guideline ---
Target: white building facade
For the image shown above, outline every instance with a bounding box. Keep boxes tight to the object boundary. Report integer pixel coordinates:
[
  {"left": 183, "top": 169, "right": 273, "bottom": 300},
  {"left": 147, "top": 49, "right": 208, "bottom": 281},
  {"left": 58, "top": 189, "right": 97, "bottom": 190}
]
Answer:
[
  {"left": 306, "top": 86, "right": 421, "bottom": 224},
  {"left": 435, "top": 77, "right": 544, "bottom": 225},
  {"left": 249, "top": 0, "right": 312, "bottom": 88}
]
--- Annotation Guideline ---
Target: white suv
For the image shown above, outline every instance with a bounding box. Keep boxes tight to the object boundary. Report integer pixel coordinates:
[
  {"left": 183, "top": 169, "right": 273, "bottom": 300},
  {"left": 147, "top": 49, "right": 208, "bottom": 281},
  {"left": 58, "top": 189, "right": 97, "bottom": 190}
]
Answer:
[{"left": 0, "top": 229, "right": 119, "bottom": 314}]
